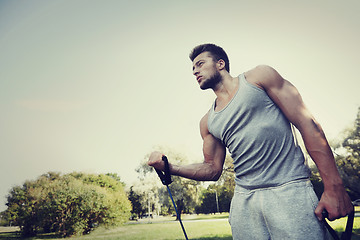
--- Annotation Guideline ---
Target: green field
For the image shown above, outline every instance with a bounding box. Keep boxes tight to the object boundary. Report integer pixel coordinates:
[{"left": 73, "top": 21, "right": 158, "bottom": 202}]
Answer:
[{"left": 0, "top": 213, "right": 359, "bottom": 240}]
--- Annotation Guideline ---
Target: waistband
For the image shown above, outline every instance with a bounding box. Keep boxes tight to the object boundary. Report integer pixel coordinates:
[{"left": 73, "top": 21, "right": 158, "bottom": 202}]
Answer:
[{"left": 234, "top": 178, "right": 311, "bottom": 193}]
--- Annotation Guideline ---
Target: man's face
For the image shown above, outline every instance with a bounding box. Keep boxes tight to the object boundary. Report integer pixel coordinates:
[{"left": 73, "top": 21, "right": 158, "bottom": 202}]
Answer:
[{"left": 192, "top": 52, "right": 221, "bottom": 90}]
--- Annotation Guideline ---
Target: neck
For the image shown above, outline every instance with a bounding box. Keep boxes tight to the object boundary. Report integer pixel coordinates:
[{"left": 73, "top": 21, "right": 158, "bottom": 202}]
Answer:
[{"left": 212, "top": 72, "right": 237, "bottom": 101}]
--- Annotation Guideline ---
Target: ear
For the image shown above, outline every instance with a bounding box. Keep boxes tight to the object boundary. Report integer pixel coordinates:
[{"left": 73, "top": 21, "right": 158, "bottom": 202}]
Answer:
[{"left": 217, "top": 59, "right": 226, "bottom": 71}]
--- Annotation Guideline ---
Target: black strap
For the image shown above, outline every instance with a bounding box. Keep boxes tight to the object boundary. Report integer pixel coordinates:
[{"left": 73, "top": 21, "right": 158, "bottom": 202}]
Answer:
[
  {"left": 323, "top": 210, "right": 354, "bottom": 240},
  {"left": 155, "top": 156, "right": 172, "bottom": 185}
]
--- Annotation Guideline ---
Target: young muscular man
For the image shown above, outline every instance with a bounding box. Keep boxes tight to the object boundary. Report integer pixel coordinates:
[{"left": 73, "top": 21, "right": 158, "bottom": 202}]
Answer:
[{"left": 148, "top": 44, "right": 353, "bottom": 239}]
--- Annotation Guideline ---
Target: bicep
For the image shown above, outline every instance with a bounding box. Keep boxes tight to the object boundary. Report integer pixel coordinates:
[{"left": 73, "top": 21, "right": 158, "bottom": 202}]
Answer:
[{"left": 200, "top": 114, "right": 226, "bottom": 173}]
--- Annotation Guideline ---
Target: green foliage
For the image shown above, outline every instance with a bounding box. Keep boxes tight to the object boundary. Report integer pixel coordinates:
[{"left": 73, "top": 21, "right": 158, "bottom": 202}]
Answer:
[
  {"left": 335, "top": 107, "right": 360, "bottom": 199},
  {"left": 136, "top": 148, "right": 236, "bottom": 217},
  {"left": 196, "top": 184, "right": 233, "bottom": 214},
  {"left": 196, "top": 156, "right": 234, "bottom": 214},
  {"left": 217, "top": 155, "right": 235, "bottom": 209},
  {"left": 309, "top": 170, "right": 324, "bottom": 200},
  {"left": 197, "top": 188, "right": 218, "bottom": 214},
  {"left": 134, "top": 147, "right": 203, "bottom": 219},
  {"left": 128, "top": 186, "right": 144, "bottom": 219},
  {"left": 166, "top": 176, "right": 201, "bottom": 215},
  {"left": 3, "top": 172, "right": 131, "bottom": 237},
  {"left": 310, "top": 107, "right": 360, "bottom": 200}
]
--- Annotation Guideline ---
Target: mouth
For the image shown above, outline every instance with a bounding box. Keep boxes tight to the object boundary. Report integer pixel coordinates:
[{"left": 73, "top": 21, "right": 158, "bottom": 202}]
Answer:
[{"left": 196, "top": 76, "right": 202, "bottom": 82}]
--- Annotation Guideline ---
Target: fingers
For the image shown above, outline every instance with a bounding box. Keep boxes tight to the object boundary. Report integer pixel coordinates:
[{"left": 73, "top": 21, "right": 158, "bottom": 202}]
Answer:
[
  {"left": 315, "top": 198, "right": 354, "bottom": 221},
  {"left": 314, "top": 202, "right": 326, "bottom": 221},
  {"left": 315, "top": 187, "right": 356, "bottom": 222},
  {"left": 147, "top": 151, "right": 165, "bottom": 170}
]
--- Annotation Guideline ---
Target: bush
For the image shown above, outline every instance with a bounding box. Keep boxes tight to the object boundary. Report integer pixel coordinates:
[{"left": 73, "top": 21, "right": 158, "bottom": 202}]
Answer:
[{"left": 4, "top": 172, "right": 131, "bottom": 237}]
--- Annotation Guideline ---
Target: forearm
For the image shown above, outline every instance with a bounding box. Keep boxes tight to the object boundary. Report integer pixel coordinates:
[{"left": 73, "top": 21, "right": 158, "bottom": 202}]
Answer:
[
  {"left": 308, "top": 146, "right": 344, "bottom": 191},
  {"left": 302, "top": 121, "right": 355, "bottom": 219},
  {"left": 170, "top": 162, "right": 222, "bottom": 181},
  {"left": 301, "top": 119, "right": 343, "bottom": 189}
]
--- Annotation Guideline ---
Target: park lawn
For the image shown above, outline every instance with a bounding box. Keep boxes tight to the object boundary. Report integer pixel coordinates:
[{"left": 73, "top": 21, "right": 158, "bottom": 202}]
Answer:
[
  {"left": 80, "top": 219, "right": 232, "bottom": 240},
  {"left": 327, "top": 213, "right": 360, "bottom": 239},
  {"left": 0, "top": 214, "right": 233, "bottom": 240},
  {"left": 78, "top": 213, "right": 232, "bottom": 240},
  {"left": 0, "top": 213, "right": 359, "bottom": 240}
]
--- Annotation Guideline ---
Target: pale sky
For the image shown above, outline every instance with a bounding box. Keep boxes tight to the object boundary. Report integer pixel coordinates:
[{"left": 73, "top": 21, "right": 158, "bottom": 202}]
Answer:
[{"left": 0, "top": 0, "right": 359, "bottom": 211}]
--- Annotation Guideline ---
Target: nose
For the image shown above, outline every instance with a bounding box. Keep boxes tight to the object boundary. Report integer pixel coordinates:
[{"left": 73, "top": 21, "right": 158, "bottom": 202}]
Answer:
[{"left": 193, "top": 67, "right": 199, "bottom": 76}]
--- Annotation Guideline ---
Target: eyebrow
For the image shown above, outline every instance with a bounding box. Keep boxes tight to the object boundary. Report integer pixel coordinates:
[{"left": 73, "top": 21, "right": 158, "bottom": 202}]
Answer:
[{"left": 192, "top": 60, "right": 203, "bottom": 70}]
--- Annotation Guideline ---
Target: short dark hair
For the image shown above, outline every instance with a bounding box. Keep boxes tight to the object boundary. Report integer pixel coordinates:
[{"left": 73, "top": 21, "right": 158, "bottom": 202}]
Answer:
[{"left": 189, "top": 43, "right": 230, "bottom": 72}]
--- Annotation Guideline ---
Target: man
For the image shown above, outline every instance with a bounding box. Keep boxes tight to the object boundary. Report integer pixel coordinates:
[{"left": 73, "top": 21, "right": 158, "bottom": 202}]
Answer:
[{"left": 148, "top": 44, "right": 353, "bottom": 239}]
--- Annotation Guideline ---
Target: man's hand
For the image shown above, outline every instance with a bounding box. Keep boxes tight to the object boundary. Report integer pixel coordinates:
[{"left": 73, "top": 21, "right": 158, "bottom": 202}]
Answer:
[
  {"left": 147, "top": 151, "right": 166, "bottom": 171},
  {"left": 315, "top": 186, "right": 354, "bottom": 221}
]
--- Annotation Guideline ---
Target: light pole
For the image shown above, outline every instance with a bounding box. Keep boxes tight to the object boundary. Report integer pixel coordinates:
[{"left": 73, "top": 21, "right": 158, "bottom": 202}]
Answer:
[
  {"left": 215, "top": 189, "right": 219, "bottom": 213},
  {"left": 148, "top": 192, "right": 151, "bottom": 222},
  {"left": 210, "top": 189, "right": 219, "bottom": 213}
]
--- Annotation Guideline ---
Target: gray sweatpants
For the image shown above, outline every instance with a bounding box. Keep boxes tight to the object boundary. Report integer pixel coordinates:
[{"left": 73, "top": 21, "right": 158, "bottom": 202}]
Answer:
[{"left": 229, "top": 179, "right": 330, "bottom": 239}]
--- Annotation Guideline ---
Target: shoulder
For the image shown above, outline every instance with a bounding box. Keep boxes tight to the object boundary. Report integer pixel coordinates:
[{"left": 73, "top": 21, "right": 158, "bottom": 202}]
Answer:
[{"left": 244, "top": 65, "right": 285, "bottom": 90}]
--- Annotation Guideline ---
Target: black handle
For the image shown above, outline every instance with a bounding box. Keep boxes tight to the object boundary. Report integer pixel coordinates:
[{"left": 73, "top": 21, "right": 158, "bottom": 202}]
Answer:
[
  {"left": 322, "top": 210, "right": 354, "bottom": 240},
  {"left": 155, "top": 156, "right": 172, "bottom": 185},
  {"left": 341, "top": 211, "right": 354, "bottom": 240}
]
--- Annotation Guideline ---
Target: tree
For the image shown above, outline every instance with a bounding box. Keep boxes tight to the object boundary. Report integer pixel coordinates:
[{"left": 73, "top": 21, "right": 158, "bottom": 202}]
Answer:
[
  {"left": 4, "top": 172, "right": 131, "bottom": 237},
  {"left": 196, "top": 155, "right": 234, "bottom": 214},
  {"left": 165, "top": 174, "right": 201, "bottom": 216},
  {"left": 131, "top": 174, "right": 161, "bottom": 219},
  {"left": 310, "top": 107, "right": 360, "bottom": 200},
  {"left": 196, "top": 185, "right": 219, "bottom": 214},
  {"left": 214, "top": 155, "right": 234, "bottom": 213},
  {"left": 334, "top": 107, "right": 360, "bottom": 199},
  {"left": 134, "top": 147, "right": 202, "bottom": 218},
  {"left": 128, "top": 186, "right": 144, "bottom": 219}
]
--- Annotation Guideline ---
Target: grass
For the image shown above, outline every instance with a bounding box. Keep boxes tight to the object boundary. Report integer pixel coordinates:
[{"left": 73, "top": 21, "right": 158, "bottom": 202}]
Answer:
[
  {"left": 87, "top": 220, "right": 232, "bottom": 240},
  {"left": 80, "top": 214, "right": 232, "bottom": 240},
  {"left": 326, "top": 214, "right": 360, "bottom": 239},
  {"left": 0, "top": 213, "right": 359, "bottom": 240}
]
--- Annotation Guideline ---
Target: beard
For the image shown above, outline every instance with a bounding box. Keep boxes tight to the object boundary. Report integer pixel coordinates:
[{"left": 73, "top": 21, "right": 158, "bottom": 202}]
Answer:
[{"left": 200, "top": 71, "right": 222, "bottom": 90}]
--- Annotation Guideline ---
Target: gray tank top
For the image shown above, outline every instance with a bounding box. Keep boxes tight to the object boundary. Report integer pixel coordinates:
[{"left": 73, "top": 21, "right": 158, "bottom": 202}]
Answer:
[{"left": 208, "top": 73, "right": 310, "bottom": 189}]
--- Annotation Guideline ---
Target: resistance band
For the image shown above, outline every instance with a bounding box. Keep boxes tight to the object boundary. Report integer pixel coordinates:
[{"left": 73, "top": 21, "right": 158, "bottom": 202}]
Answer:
[
  {"left": 155, "top": 156, "right": 188, "bottom": 240},
  {"left": 323, "top": 210, "right": 354, "bottom": 240}
]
